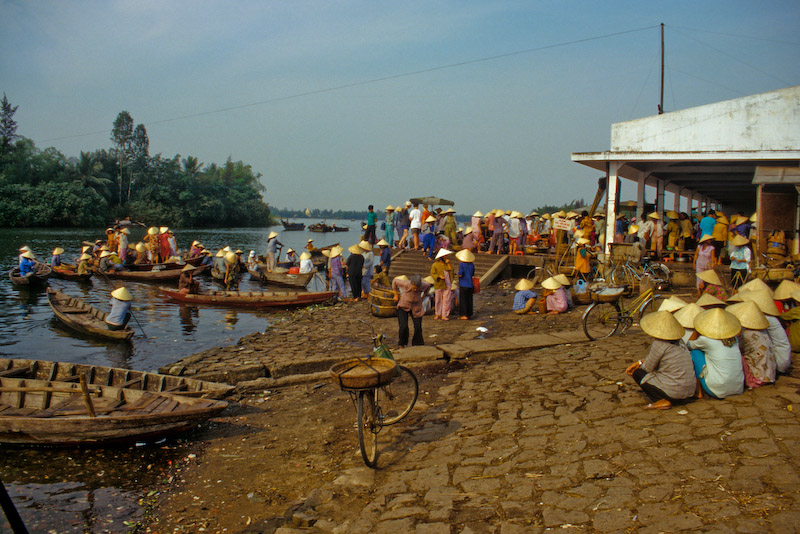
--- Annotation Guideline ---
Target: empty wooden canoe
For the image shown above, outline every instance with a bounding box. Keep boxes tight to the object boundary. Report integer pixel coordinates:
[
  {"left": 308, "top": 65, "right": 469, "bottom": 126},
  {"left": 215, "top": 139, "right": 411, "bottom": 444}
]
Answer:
[
  {"left": 159, "top": 287, "right": 336, "bottom": 308},
  {"left": 0, "top": 376, "right": 227, "bottom": 445},
  {"left": 0, "top": 358, "right": 234, "bottom": 399}
]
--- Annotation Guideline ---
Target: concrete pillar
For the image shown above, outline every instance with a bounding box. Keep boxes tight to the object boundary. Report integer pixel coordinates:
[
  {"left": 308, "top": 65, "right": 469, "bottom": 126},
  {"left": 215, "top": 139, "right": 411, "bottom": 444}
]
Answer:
[
  {"left": 604, "top": 161, "right": 621, "bottom": 255},
  {"left": 655, "top": 179, "right": 665, "bottom": 219},
  {"left": 636, "top": 176, "right": 646, "bottom": 223}
]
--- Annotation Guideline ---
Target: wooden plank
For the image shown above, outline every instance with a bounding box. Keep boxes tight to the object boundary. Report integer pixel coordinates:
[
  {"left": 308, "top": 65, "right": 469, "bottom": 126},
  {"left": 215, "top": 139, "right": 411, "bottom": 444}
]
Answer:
[{"left": 479, "top": 255, "right": 509, "bottom": 286}]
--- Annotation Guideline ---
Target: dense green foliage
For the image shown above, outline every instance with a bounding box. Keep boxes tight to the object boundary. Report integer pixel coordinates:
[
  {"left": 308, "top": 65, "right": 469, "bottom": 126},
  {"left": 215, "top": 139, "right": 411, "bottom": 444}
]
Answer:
[{"left": 0, "top": 104, "right": 274, "bottom": 228}]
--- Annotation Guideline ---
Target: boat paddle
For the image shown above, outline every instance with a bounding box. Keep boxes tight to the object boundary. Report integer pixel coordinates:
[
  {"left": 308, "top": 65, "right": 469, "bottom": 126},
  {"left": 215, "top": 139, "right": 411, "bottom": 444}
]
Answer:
[{"left": 0, "top": 475, "right": 28, "bottom": 533}]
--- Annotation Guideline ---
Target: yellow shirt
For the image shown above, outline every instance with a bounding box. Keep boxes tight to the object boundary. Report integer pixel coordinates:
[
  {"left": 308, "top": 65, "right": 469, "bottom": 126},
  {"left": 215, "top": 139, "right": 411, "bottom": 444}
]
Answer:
[{"left": 712, "top": 222, "right": 727, "bottom": 242}]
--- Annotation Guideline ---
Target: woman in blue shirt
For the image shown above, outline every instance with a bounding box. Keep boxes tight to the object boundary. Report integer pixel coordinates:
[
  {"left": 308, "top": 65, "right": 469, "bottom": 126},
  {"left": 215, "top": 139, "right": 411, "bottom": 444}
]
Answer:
[
  {"left": 106, "top": 287, "right": 133, "bottom": 331},
  {"left": 513, "top": 278, "right": 538, "bottom": 315},
  {"left": 456, "top": 249, "right": 476, "bottom": 320}
]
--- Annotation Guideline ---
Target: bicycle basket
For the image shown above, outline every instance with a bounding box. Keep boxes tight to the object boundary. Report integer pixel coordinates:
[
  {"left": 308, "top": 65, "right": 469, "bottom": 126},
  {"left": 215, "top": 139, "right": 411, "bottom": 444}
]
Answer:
[
  {"left": 590, "top": 286, "right": 626, "bottom": 303},
  {"left": 330, "top": 357, "right": 397, "bottom": 390}
]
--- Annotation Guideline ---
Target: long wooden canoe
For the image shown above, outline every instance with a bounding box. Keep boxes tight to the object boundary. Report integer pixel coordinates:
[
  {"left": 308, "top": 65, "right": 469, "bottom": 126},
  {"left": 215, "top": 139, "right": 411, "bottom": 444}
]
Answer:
[
  {"left": 159, "top": 287, "right": 336, "bottom": 308},
  {"left": 46, "top": 288, "right": 134, "bottom": 342},
  {"left": 247, "top": 264, "right": 314, "bottom": 289},
  {"left": 100, "top": 263, "right": 209, "bottom": 281},
  {"left": 9, "top": 263, "right": 51, "bottom": 287},
  {"left": 127, "top": 256, "right": 204, "bottom": 271},
  {"left": 0, "top": 376, "right": 227, "bottom": 445},
  {"left": 52, "top": 264, "right": 93, "bottom": 283},
  {"left": 0, "top": 358, "right": 234, "bottom": 399}
]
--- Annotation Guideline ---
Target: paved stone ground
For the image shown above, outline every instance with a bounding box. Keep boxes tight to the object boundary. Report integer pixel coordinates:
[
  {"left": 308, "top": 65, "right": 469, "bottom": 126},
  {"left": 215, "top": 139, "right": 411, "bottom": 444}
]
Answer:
[{"left": 273, "top": 332, "right": 800, "bottom": 534}]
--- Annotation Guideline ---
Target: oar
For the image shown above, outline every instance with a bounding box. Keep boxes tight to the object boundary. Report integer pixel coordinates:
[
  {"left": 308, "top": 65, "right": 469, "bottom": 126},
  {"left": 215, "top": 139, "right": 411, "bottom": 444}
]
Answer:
[
  {"left": 95, "top": 270, "right": 148, "bottom": 339},
  {"left": 0, "top": 476, "right": 28, "bottom": 533}
]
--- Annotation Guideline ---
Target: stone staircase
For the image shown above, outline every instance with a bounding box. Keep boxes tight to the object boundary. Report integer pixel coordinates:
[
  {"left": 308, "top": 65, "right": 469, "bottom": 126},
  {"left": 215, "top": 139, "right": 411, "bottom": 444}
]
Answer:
[{"left": 385, "top": 249, "right": 508, "bottom": 286}]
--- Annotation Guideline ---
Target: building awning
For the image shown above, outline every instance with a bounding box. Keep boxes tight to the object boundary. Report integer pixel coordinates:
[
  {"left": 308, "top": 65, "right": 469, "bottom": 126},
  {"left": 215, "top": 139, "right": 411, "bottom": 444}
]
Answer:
[{"left": 753, "top": 166, "right": 800, "bottom": 185}]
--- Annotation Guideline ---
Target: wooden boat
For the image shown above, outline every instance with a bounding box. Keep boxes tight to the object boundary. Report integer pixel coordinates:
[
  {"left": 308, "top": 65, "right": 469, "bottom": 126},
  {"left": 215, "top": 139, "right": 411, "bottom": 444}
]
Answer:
[
  {"left": 247, "top": 264, "right": 314, "bottom": 289},
  {"left": 9, "top": 263, "right": 51, "bottom": 287},
  {"left": 52, "top": 264, "right": 93, "bottom": 283},
  {"left": 47, "top": 288, "right": 134, "bottom": 341},
  {"left": 332, "top": 224, "right": 349, "bottom": 232},
  {"left": 0, "top": 376, "right": 227, "bottom": 445},
  {"left": 128, "top": 256, "right": 204, "bottom": 271},
  {"left": 0, "top": 358, "right": 234, "bottom": 399},
  {"left": 100, "top": 264, "right": 209, "bottom": 282},
  {"left": 308, "top": 222, "right": 333, "bottom": 233},
  {"left": 159, "top": 287, "right": 336, "bottom": 308},
  {"left": 281, "top": 219, "right": 306, "bottom": 231}
]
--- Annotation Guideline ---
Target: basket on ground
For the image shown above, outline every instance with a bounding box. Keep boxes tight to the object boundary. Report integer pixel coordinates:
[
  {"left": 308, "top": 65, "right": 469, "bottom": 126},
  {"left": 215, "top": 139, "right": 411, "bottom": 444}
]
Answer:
[{"left": 330, "top": 358, "right": 397, "bottom": 390}]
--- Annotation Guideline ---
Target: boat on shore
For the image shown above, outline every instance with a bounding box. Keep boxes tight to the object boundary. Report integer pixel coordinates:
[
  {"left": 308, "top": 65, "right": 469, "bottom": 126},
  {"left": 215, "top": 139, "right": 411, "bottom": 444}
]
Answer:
[
  {"left": 246, "top": 264, "right": 315, "bottom": 289},
  {"left": 0, "top": 358, "right": 234, "bottom": 399},
  {"left": 159, "top": 287, "right": 336, "bottom": 308},
  {"left": 47, "top": 288, "right": 134, "bottom": 342},
  {"left": 280, "top": 219, "right": 306, "bottom": 231},
  {"left": 0, "top": 376, "right": 228, "bottom": 445},
  {"left": 52, "top": 264, "right": 93, "bottom": 283},
  {"left": 9, "top": 263, "right": 51, "bottom": 287}
]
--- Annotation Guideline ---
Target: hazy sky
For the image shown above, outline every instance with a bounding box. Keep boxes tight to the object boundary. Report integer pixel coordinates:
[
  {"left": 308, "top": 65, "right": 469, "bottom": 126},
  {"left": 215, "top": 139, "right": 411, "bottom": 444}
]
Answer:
[{"left": 2, "top": 1, "right": 799, "bottom": 214}]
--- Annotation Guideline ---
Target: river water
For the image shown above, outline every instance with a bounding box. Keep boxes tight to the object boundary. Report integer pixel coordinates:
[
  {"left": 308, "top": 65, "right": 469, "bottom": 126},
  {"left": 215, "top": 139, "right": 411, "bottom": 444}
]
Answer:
[{"left": 0, "top": 220, "right": 359, "bottom": 533}]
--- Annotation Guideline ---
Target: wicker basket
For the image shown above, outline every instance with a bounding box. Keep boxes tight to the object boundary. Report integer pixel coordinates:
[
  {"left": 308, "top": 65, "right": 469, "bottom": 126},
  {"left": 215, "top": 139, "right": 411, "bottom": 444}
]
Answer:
[
  {"left": 590, "top": 286, "right": 626, "bottom": 303},
  {"left": 571, "top": 289, "right": 592, "bottom": 305},
  {"left": 330, "top": 357, "right": 397, "bottom": 389},
  {"left": 370, "top": 303, "right": 397, "bottom": 317}
]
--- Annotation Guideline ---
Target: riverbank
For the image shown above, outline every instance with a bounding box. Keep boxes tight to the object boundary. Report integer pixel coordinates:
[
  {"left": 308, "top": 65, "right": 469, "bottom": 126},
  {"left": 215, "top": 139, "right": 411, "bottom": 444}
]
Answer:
[{"left": 143, "top": 285, "right": 800, "bottom": 533}]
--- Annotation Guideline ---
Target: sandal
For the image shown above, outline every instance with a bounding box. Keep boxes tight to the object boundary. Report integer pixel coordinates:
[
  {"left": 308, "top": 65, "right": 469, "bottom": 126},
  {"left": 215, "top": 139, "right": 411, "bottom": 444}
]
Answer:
[{"left": 644, "top": 400, "right": 672, "bottom": 410}]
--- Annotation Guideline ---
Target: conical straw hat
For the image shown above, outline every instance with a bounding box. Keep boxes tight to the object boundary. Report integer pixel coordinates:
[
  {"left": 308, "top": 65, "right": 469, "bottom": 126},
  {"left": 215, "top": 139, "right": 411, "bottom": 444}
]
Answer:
[
  {"left": 422, "top": 275, "right": 435, "bottom": 284},
  {"left": 696, "top": 269, "right": 723, "bottom": 287},
  {"left": 455, "top": 249, "right": 475, "bottom": 262},
  {"left": 693, "top": 308, "right": 741, "bottom": 340},
  {"left": 739, "top": 278, "right": 772, "bottom": 295},
  {"left": 376, "top": 239, "right": 389, "bottom": 247},
  {"left": 515, "top": 278, "right": 534, "bottom": 291},
  {"left": 674, "top": 303, "right": 704, "bottom": 329},
  {"left": 628, "top": 224, "right": 639, "bottom": 235},
  {"left": 147, "top": 227, "right": 158, "bottom": 235},
  {"left": 554, "top": 274, "right": 571, "bottom": 286},
  {"left": 726, "top": 301, "right": 769, "bottom": 330},
  {"left": 640, "top": 311, "right": 685, "bottom": 341},
  {"left": 731, "top": 235, "right": 749, "bottom": 247},
  {"left": 299, "top": 252, "right": 311, "bottom": 260},
  {"left": 726, "top": 290, "right": 744, "bottom": 302},
  {"left": 696, "top": 293, "right": 726, "bottom": 308},
  {"left": 329, "top": 246, "right": 343, "bottom": 258},
  {"left": 111, "top": 287, "right": 132, "bottom": 301},
  {"left": 647, "top": 212, "right": 660, "bottom": 220},
  {"left": 773, "top": 280, "right": 800, "bottom": 300},
  {"left": 434, "top": 248, "right": 453, "bottom": 260},
  {"left": 716, "top": 214, "right": 729, "bottom": 225},
  {"left": 666, "top": 211, "right": 679, "bottom": 219},
  {"left": 225, "top": 252, "right": 237, "bottom": 264},
  {"left": 348, "top": 244, "right": 362, "bottom": 255},
  {"left": 740, "top": 288, "right": 779, "bottom": 316},
  {"left": 792, "top": 290, "right": 800, "bottom": 303},
  {"left": 658, "top": 295, "right": 688, "bottom": 313},
  {"left": 268, "top": 231, "right": 278, "bottom": 239},
  {"left": 359, "top": 240, "right": 372, "bottom": 251},
  {"left": 52, "top": 247, "right": 64, "bottom": 255},
  {"left": 79, "top": 253, "right": 92, "bottom": 261},
  {"left": 541, "top": 277, "right": 562, "bottom": 290},
  {"left": 181, "top": 264, "right": 196, "bottom": 272},
  {"left": 472, "top": 211, "right": 483, "bottom": 217}
]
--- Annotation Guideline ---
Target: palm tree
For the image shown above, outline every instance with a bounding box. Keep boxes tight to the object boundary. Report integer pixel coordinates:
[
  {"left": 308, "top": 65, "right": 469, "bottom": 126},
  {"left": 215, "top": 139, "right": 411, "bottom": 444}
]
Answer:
[
  {"left": 76, "top": 151, "right": 113, "bottom": 201},
  {"left": 182, "top": 156, "right": 203, "bottom": 178}
]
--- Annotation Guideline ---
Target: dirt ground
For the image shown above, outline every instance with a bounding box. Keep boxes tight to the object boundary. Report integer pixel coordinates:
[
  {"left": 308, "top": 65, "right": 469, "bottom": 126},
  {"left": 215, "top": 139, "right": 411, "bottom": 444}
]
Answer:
[{"left": 143, "top": 284, "right": 800, "bottom": 533}]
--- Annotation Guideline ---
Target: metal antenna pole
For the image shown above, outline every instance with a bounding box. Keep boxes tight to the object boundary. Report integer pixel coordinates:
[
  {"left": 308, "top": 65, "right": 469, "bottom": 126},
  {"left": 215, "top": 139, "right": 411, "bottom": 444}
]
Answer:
[{"left": 659, "top": 23, "right": 664, "bottom": 114}]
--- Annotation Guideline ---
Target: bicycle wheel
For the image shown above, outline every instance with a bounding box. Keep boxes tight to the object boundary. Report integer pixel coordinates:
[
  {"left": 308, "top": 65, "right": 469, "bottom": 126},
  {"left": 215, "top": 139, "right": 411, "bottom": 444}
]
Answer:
[
  {"left": 647, "top": 262, "right": 671, "bottom": 285},
  {"left": 357, "top": 390, "right": 379, "bottom": 468},
  {"left": 609, "top": 264, "right": 631, "bottom": 286},
  {"left": 635, "top": 297, "right": 656, "bottom": 324},
  {"left": 380, "top": 365, "right": 419, "bottom": 425},
  {"left": 582, "top": 301, "right": 622, "bottom": 340}
]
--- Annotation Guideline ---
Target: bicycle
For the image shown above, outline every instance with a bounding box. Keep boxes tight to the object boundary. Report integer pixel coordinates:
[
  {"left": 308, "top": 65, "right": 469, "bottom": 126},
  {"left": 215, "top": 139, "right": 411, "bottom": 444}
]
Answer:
[
  {"left": 609, "top": 256, "right": 671, "bottom": 290},
  {"left": 330, "top": 323, "right": 419, "bottom": 468},
  {"left": 582, "top": 284, "right": 661, "bottom": 340}
]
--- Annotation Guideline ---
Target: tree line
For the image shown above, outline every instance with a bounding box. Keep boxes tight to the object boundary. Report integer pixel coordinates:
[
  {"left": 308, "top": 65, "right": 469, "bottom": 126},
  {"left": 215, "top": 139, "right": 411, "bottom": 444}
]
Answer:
[{"left": 0, "top": 94, "right": 274, "bottom": 228}]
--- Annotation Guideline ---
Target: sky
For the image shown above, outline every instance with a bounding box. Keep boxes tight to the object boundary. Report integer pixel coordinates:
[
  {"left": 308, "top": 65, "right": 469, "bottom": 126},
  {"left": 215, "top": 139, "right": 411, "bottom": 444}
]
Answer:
[{"left": 2, "top": 0, "right": 799, "bottom": 215}]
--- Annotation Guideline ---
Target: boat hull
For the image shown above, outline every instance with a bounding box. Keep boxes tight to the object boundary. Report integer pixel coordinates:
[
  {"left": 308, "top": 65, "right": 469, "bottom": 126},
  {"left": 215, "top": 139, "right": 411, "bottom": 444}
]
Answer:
[
  {"left": 47, "top": 288, "right": 134, "bottom": 341},
  {"left": 159, "top": 287, "right": 336, "bottom": 308}
]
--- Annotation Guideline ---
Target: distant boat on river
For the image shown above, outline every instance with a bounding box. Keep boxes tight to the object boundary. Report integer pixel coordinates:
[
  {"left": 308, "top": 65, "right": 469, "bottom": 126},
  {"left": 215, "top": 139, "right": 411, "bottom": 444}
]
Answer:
[{"left": 281, "top": 219, "right": 306, "bottom": 231}]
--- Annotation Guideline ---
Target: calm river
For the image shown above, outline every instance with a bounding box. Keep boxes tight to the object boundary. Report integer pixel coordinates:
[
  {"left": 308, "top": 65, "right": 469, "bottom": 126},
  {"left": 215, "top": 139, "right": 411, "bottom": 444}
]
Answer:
[{"left": 0, "top": 220, "right": 359, "bottom": 533}]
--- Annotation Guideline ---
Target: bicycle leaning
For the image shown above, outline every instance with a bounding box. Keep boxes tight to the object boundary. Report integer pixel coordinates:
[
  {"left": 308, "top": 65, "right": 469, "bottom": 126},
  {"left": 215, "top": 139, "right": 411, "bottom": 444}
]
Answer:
[
  {"left": 330, "top": 323, "right": 419, "bottom": 468},
  {"left": 608, "top": 256, "right": 671, "bottom": 290},
  {"left": 582, "top": 283, "right": 662, "bottom": 341}
]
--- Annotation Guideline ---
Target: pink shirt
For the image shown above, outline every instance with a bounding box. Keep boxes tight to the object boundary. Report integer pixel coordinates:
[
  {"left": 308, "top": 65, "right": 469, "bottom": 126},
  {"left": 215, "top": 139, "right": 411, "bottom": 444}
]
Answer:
[{"left": 546, "top": 288, "right": 568, "bottom": 313}]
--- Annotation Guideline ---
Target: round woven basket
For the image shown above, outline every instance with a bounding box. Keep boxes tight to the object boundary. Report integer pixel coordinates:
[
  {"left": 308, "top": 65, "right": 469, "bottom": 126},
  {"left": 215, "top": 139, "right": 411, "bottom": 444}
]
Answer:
[
  {"left": 330, "top": 357, "right": 397, "bottom": 389},
  {"left": 370, "top": 303, "right": 397, "bottom": 317}
]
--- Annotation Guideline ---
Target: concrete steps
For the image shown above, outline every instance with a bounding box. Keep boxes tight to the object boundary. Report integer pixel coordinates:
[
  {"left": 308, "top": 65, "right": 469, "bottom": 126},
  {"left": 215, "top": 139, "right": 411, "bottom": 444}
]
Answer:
[{"left": 386, "top": 249, "right": 508, "bottom": 286}]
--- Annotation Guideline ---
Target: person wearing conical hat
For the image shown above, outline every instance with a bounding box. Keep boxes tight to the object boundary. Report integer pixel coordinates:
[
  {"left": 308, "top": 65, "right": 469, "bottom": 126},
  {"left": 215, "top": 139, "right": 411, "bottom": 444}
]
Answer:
[
  {"left": 664, "top": 212, "right": 680, "bottom": 251},
  {"left": 189, "top": 240, "right": 204, "bottom": 258},
  {"left": 780, "top": 289, "right": 800, "bottom": 353},
  {"left": 625, "top": 311, "right": 695, "bottom": 410},
  {"left": 461, "top": 225, "right": 478, "bottom": 253},
  {"left": 687, "top": 308, "right": 744, "bottom": 399},
  {"left": 395, "top": 204, "right": 410, "bottom": 250},
  {"left": 488, "top": 210, "right": 507, "bottom": 254},
  {"left": 298, "top": 251, "right": 314, "bottom": 274},
  {"left": 740, "top": 289, "right": 790, "bottom": 374},
  {"left": 179, "top": 264, "right": 200, "bottom": 294},
  {"left": 442, "top": 208, "right": 458, "bottom": 246},
  {"left": 264, "top": 231, "right": 284, "bottom": 273},
  {"left": 117, "top": 227, "right": 130, "bottom": 263},
  {"left": 693, "top": 235, "right": 717, "bottom": 291},
  {"left": 677, "top": 212, "right": 694, "bottom": 252},
  {"left": 421, "top": 215, "right": 438, "bottom": 259},
  {"left": 50, "top": 247, "right": 64, "bottom": 267},
  {"left": 384, "top": 205, "right": 396, "bottom": 248},
  {"left": 76, "top": 253, "right": 92, "bottom": 276},
  {"left": 326, "top": 245, "right": 346, "bottom": 299},
  {"left": 729, "top": 234, "right": 752, "bottom": 290},
  {"left": 574, "top": 237, "right": 593, "bottom": 282},
  {"left": 392, "top": 274, "right": 432, "bottom": 347},
  {"left": 133, "top": 242, "right": 147, "bottom": 265},
  {"left": 507, "top": 211, "right": 522, "bottom": 255},
  {"left": 711, "top": 213, "right": 728, "bottom": 261},
  {"left": 18, "top": 250, "right": 36, "bottom": 276},
  {"left": 696, "top": 269, "right": 726, "bottom": 301},
  {"left": 344, "top": 244, "right": 364, "bottom": 301},
  {"left": 284, "top": 247, "right": 297, "bottom": 266},
  {"left": 376, "top": 239, "right": 392, "bottom": 275},
  {"left": 772, "top": 279, "right": 800, "bottom": 313},
  {"left": 512, "top": 278, "right": 538, "bottom": 315},
  {"left": 613, "top": 213, "right": 628, "bottom": 244},
  {"left": 658, "top": 295, "right": 688, "bottom": 313},
  {"left": 470, "top": 211, "right": 483, "bottom": 245},
  {"left": 455, "top": 249, "right": 476, "bottom": 320},
  {"left": 539, "top": 276, "right": 568, "bottom": 315},
  {"left": 727, "top": 301, "right": 776, "bottom": 388},
  {"left": 430, "top": 249, "right": 455, "bottom": 320},
  {"left": 359, "top": 241, "right": 374, "bottom": 298},
  {"left": 674, "top": 303, "right": 703, "bottom": 344},
  {"left": 157, "top": 226, "right": 172, "bottom": 263},
  {"left": 105, "top": 287, "right": 133, "bottom": 331},
  {"left": 223, "top": 251, "right": 240, "bottom": 291},
  {"left": 145, "top": 227, "right": 160, "bottom": 264}
]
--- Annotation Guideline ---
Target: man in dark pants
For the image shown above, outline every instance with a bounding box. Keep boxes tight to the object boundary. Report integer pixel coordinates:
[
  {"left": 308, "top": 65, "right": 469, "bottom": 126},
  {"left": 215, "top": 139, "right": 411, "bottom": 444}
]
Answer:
[{"left": 364, "top": 205, "right": 377, "bottom": 245}]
